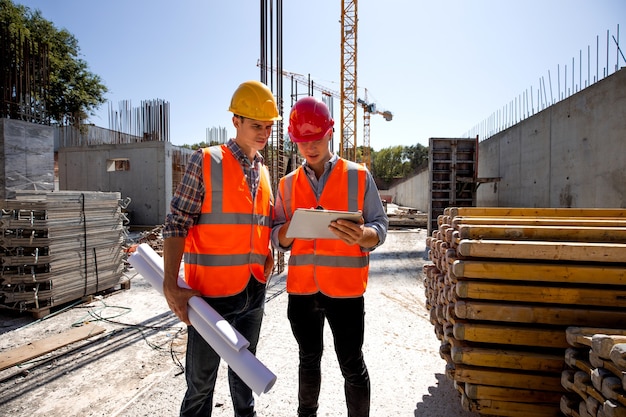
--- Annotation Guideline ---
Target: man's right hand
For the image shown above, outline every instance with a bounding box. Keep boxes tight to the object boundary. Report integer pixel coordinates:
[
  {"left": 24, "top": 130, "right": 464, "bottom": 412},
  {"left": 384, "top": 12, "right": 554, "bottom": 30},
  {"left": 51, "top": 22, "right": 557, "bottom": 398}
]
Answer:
[
  {"left": 278, "top": 221, "right": 295, "bottom": 247},
  {"left": 163, "top": 280, "right": 202, "bottom": 325},
  {"left": 163, "top": 237, "right": 202, "bottom": 325}
]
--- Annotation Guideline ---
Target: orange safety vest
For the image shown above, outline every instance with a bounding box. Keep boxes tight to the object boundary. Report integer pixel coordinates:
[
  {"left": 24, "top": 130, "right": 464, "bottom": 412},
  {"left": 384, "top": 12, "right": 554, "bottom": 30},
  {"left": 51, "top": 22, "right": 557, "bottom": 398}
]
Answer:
[
  {"left": 279, "top": 158, "right": 369, "bottom": 297},
  {"left": 183, "top": 145, "right": 273, "bottom": 296}
]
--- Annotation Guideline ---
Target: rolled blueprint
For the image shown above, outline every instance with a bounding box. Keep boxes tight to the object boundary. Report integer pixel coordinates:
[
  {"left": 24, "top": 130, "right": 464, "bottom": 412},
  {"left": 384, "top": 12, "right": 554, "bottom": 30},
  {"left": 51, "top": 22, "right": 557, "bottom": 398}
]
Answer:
[
  {"left": 133, "top": 244, "right": 249, "bottom": 351},
  {"left": 128, "top": 243, "right": 277, "bottom": 395}
]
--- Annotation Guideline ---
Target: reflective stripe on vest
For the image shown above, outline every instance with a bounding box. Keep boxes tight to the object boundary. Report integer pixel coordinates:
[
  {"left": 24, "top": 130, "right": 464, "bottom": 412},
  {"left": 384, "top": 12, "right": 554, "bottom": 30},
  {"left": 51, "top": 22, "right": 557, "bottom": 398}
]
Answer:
[
  {"left": 281, "top": 158, "right": 369, "bottom": 296},
  {"left": 183, "top": 145, "right": 272, "bottom": 296}
]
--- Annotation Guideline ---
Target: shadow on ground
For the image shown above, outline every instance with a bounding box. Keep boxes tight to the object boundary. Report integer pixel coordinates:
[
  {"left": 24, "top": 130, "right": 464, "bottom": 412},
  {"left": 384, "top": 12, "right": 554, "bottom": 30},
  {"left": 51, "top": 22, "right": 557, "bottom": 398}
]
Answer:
[{"left": 414, "top": 373, "right": 478, "bottom": 417}]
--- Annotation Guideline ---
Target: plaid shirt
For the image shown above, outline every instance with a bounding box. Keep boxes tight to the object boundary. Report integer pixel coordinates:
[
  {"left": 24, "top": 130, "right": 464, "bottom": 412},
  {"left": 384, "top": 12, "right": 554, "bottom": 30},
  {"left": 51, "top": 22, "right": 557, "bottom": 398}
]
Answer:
[{"left": 163, "top": 139, "right": 265, "bottom": 239}]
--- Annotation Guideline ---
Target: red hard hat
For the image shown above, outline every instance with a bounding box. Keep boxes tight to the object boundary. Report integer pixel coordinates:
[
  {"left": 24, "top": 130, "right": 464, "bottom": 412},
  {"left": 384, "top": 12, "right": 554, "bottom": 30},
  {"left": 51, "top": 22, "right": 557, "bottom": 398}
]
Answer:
[{"left": 288, "top": 96, "right": 334, "bottom": 143}]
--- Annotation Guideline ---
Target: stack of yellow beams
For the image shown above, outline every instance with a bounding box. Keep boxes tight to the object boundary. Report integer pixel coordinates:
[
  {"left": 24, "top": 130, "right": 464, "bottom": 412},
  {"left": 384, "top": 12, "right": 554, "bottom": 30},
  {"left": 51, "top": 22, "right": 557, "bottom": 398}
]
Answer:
[
  {"left": 561, "top": 327, "right": 626, "bottom": 417},
  {"left": 424, "top": 207, "right": 626, "bottom": 417}
]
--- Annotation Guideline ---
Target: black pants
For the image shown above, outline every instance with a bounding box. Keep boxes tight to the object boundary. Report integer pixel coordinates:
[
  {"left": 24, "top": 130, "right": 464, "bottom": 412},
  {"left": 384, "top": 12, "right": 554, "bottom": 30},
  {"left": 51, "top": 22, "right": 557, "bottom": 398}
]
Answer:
[
  {"left": 288, "top": 293, "right": 370, "bottom": 417},
  {"left": 180, "top": 278, "right": 266, "bottom": 417}
]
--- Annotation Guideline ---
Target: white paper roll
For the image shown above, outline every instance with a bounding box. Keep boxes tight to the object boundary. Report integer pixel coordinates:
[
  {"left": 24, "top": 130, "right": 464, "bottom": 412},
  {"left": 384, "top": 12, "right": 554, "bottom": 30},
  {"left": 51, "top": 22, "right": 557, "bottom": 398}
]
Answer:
[
  {"left": 133, "top": 244, "right": 249, "bottom": 351},
  {"left": 128, "top": 244, "right": 277, "bottom": 395}
]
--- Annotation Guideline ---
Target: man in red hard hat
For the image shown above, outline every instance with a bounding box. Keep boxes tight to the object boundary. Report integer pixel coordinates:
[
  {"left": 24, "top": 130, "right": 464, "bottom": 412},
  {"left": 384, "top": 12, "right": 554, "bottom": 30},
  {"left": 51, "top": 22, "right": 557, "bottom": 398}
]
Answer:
[{"left": 271, "top": 96, "right": 389, "bottom": 417}]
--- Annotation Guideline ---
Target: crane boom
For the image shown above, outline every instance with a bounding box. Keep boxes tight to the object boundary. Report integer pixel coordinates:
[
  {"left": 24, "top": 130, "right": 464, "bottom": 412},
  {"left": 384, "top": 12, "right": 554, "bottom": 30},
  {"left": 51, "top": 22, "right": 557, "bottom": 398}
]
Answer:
[{"left": 257, "top": 61, "right": 340, "bottom": 102}]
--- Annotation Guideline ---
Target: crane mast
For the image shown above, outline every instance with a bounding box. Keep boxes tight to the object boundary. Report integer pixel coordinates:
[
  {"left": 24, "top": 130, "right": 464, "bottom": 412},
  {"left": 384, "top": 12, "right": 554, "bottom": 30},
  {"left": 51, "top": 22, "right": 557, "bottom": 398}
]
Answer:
[
  {"left": 362, "top": 106, "right": 372, "bottom": 168},
  {"left": 340, "top": 0, "right": 358, "bottom": 162},
  {"left": 358, "top": 89, "right": 393, "bottom": 169}
]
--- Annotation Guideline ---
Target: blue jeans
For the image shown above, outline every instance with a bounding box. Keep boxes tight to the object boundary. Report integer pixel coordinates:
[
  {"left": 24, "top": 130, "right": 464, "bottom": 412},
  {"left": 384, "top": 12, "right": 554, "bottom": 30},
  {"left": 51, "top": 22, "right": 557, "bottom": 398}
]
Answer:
[
  {"left": 180, "top": 277, "right": 266, "bottom": 417},
  {"left": 288, "top": 293, "right": 370, "bottom": 417}
]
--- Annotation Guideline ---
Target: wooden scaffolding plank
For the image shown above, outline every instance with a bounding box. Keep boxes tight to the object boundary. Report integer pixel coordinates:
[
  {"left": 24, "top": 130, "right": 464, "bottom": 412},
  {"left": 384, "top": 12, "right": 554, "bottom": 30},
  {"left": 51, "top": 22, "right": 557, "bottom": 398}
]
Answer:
[
  {"left": 448, "top": 207, "right": 626, "bottom": 218},
  {"left": 454, "top": 300, "right": 626, "bottom": 328},
  {"left": 455, "top": 280, "right": 626, "bottom": 308},
  {"left": 457, "top": 224, "right": 626, "bottom": 243},
  {"left": 593, "top": 335, "right": 626, "bottom": 360},
  {"left": 0, "top": 324, "right": 105, "bottom": 371},
  {"left": 453, "top": 321, "right": 569, "bottom": 348},
  {"left": 564, "top": 348, "right": 594, "bottom": 375},
  {"left": 452, "top": 260, "right": 626, "bottom": 285},
  {"left": 560, "top": 394, "right": 584, "bottom": 417},
  {"left": 567, "top": 327, "right": 626, "bottom": 349},
  {"left": 450, "top": 340, "right": 565, "bottom": 372},
  {"left": 453, "top": 364, "right": 565, "bottom": 391},
  {"left": 456, "top": 239, "right": 626, "bottom": 263},
  {"left": 596, "top": 372, "right": 626, "bottom": 407},
  {"left": 452, "top": 217, "right": 626, "bottom": 228},
  {"left": 610, "top": 344, "right": 626, "bottom": 370},
  {"left": 464, "top": 382, "right": 564, "bottom": 403},
  {"left": 589, "top": 352, "right": 626, "bottom": 391},
  {"left": 462, "top": 396, "right": 563, "bottom": 417}
]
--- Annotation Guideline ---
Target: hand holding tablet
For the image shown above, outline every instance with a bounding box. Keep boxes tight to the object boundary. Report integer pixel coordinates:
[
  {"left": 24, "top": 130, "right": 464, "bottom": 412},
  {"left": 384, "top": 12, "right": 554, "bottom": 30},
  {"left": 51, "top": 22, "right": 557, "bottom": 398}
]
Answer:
[{"left": 285, "top": 208, "right": 362, "bottom": 239}]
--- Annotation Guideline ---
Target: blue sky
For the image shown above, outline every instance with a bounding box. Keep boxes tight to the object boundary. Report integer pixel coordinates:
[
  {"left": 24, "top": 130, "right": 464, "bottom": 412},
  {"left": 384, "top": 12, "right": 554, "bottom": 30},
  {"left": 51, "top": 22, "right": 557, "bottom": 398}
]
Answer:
[{"left": 14, "top": 0, "right": 626, "bottom": 151}]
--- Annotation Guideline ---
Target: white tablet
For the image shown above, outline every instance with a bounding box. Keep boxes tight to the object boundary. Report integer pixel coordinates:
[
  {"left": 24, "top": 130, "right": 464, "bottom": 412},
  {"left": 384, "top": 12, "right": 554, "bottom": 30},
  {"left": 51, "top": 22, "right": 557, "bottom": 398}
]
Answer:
[{"left": 286, "top": 208, "right": 362, "bottom": 239}]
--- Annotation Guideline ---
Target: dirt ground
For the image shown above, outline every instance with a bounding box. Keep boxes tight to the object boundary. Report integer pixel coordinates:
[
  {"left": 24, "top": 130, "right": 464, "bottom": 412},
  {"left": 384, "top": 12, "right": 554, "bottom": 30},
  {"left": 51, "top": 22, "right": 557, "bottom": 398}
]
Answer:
[{"left": 0, "top": 228, "right": 479, "bottom": 417}]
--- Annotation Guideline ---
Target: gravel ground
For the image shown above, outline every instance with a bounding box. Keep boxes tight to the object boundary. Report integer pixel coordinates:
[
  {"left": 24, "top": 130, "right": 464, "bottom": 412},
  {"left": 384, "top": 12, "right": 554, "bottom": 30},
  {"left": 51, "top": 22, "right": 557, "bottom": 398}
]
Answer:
[{"left": 0, "top": 229, "right": 479, "bottom": 417}]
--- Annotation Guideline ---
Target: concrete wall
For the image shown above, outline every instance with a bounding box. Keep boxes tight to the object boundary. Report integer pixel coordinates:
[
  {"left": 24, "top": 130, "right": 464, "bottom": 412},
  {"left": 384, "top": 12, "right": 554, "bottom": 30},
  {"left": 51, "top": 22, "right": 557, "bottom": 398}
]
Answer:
[
  {"left": 0, "top": 119, "right": 54, "bottom": 199},
  {"left": 389, "top": 67, "right": 626, "bottom": 210},
  {"left": 477, "top": 67, "right": 626, "bottom": 208},
  {"left": 387, "top": 168, "right": 429, "bottom": 212},
  {"left": 58, "top": 141, "right": 174, "bottom": 225}
]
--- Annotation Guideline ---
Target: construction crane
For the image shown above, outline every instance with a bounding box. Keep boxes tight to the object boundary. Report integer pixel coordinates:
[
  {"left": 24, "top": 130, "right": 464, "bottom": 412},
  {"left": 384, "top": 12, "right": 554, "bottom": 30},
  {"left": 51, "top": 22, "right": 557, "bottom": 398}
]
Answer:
[
  {"left": 340, "top": 0, "right": 358, "bottom": 162},
  {"left": 263, "top": 0, "right": 361, "bottom": 167},
  {"left": 357, "top": 89, "right": 393, "bottom": 169},
  {"left": 260, "top": 62, "right": 392, "bottom": 172},
  {"left": 274, "top": 68, "right": 340, "bottom": 151},
  {"left": 257, "top": 61, "right": 340, "bottom": 104},
  {"left": 257, "top": 61, "right": 341, "bottom": 151}
]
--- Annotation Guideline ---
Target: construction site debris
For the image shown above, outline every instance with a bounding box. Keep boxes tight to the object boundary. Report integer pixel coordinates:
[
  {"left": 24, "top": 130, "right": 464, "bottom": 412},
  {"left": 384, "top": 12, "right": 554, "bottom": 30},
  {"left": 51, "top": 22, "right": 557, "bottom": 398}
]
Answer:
[{"left": 386, "top": 203, "right": 428, "bottom": 228}]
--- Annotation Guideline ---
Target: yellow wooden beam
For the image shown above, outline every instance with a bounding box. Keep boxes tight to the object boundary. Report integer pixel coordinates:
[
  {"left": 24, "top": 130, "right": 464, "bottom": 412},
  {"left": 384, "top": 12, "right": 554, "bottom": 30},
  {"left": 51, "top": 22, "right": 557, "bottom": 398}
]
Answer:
[
  {"left": 450, "top": 341, "right": 564, "bottom": 372},
  {"left": 453, "top": 364, "right": 564, "bottom": 391},
  {"left": 457, "top": 239, "right": 626, "bottom": 263},
  {"left": 452, "top": 216, "right": 626, "bottom": 228},
  {"left": 448, "top": 207, "right": 626, "bottom": 218},
  {"left": 454, "top": 300, "right": 626, "bottom": 328},
  {"left": 453, "top": 322, "right": 569, "bottom": 348},
  {"left": 455, "top": 280, "right": 626, "bottom": 308},
  {"left": 457, "top": 224, "right": 626, "bottom": 242},
  {"left": 464, "top": 383, "right": 563, "bottom": 403},
  {"left": 452, "top": 260, "right": 626, "bottom": 285}
]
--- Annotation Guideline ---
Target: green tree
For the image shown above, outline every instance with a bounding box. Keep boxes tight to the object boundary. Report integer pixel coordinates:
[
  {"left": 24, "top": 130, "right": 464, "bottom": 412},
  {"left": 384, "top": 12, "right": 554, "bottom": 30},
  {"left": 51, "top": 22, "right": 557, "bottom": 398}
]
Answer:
[
  {"left": 180, "top": 141, "right": 222, "bottom": 150},
  {"left": 403, "top": 143, "right": 429, "bottom": 171},
  {"left": 0, "top": 0, "right": 107, "bottom": 126},
  {"left": 371, "top": 145, "right": 411, "bottom": 182},
  {"left": 370, "top": 143, "right": 429, "bottom": 182}
]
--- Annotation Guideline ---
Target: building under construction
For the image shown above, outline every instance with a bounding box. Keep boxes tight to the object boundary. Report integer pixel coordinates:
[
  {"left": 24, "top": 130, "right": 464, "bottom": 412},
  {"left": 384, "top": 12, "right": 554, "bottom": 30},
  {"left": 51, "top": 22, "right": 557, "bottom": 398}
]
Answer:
[{"left": 0, "top": 1, "right": 625, "bottom": 416}]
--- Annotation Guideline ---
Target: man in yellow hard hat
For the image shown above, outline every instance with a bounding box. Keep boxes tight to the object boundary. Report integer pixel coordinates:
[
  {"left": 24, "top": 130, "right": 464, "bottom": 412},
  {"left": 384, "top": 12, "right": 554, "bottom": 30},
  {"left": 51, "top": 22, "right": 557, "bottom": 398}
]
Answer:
[{"left": 163, "top": 80, "right": 281, "bottom": 417}]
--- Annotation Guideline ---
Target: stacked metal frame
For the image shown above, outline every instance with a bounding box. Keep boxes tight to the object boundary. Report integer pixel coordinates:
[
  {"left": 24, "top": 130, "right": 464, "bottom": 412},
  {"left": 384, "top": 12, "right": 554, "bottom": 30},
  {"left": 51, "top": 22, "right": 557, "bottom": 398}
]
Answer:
[{"left": 0, "top": 191, "right": 126, "bottom": 316}]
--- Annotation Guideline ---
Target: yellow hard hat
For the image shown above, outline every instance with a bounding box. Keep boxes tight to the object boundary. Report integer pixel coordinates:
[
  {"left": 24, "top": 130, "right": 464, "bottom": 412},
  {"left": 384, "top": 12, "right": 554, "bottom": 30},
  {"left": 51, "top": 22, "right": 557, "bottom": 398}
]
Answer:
[{"left": 228, "top": 80, "right": 282, "bottom": 121}]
